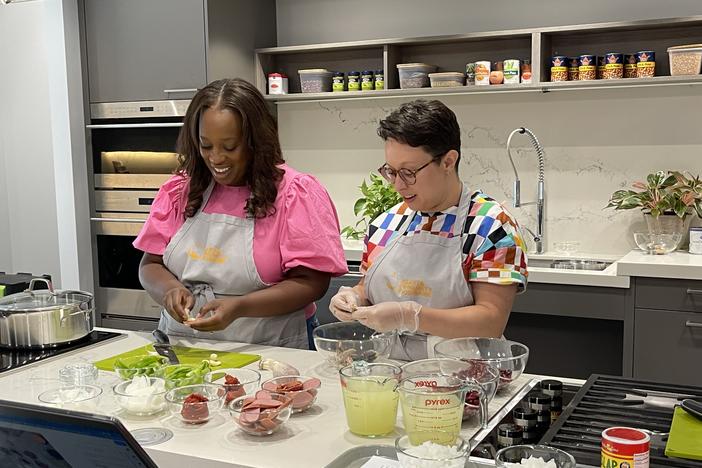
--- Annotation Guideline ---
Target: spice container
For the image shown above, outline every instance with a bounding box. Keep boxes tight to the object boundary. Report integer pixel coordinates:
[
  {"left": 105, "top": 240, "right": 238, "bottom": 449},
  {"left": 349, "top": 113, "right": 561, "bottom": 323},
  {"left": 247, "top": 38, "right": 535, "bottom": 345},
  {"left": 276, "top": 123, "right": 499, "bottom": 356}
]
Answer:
[
  {"left": 475, "top": 61, "right": 491, "bottom": 86},
  {"left": 578, "top": 55, "right": 597, "bottom": 80},
  {"left": 601, "top": 427, "right": 650, "bottom": 468},
  {"left": 503, "top": 59, "right": 520, "bottom": 84},
  {"left": 490, "top": 61, "right": 504, "bottom": 85},
  {"left": 332, "top": 72, "right": 345, "bottom": 92},
  {"left": 667, "top": 45, "right": 702, "bottom": 76},
  {"left": 690, "top": 227, "right": 702, "bottom": 254},
  {"left": 396, "top": 63, "right": 436, "bottom": 89},
  {"left": 550, "top": 55, "right": 568, "bottom": 82},
  {"left": 374, "top": 70, "right": 384, "bottom": 90},
  {"left": 361, "top": 70, "right": 375, "bottom": 91},
  {"left": 428, "top": 72, "right": 464, "bottom": 87},
  {"left": 539, "top": 379, "right": 563, "bottom": 398},
  {"left": 298, "top": 69, "right": 333, "bottom": 93},
  {"left": 528, "top": 392, "right": 552, "bottom": 412},
  {"left": 536, "top": 409, "right": 551, "bottom": 434},
  {"left": 465, "top": 62, "right": 476, "bottom": 85},
  {"left": 550, "top": 396, "right": 563, "bottom": 424},
  {"left": 513, "top": 406, "right": 537, "bottom": 430},
  {"left": 520, "top": 60, "right": 532, "bottom": 84},
  {"left": 601, "top": 53, "right": 624, "bottom": 79},
  {"left": 624, "top": 54, "right": 637, "bottom": 78},
  {"left": 267, "top": 73, "right": 288, "bottom": 95},
  {"left": 347, "top": 71, "right": 361, "bottom": 91},
  {"left": 636, "top": 50, "right": 656, "bottom": 78},
  {"left": 497, "top": 423, "right": 523, "bottom": 449},
  {"left": 568, "top": 57, "right": 580, "bottom": 81}
]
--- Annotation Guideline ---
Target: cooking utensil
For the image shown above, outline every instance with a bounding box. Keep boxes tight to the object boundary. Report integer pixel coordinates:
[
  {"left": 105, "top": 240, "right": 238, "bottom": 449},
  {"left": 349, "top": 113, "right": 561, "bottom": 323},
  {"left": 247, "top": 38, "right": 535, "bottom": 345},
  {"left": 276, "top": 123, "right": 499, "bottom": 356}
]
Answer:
[
  {"left": 588, "top": 388, "right": 702, "bottom": 409},
  {"left": 0, "top": 278, "right": 94, "bottom": 348},
  {"left": 681, "top": 399, "right": 702, "bottom": 421},
  {"left": 151, "top": 329, "right": 179, "bottom": 364}
]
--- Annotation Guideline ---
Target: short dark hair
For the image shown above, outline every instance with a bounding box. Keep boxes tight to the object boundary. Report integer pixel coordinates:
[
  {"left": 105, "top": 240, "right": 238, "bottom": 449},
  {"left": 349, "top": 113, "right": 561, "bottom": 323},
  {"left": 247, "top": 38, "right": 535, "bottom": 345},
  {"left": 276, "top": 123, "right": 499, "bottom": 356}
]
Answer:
[{"left": 377, "top": 100, "right": 461, "bottom": 168}]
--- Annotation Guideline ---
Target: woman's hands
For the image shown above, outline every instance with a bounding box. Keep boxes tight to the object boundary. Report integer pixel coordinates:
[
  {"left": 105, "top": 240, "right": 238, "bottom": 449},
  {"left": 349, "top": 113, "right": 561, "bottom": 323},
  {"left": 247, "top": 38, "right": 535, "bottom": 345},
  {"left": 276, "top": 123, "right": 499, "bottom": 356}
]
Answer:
[
  {"left": 352, "top": 301, "right": 422, "bottom": 333},
  {"left": 329, "top": 286, "right": 365, "bottom": 321},
  {"left": 185, "top": 296, "right": 242, "bottom": 332},
  {"left": 163, "top": 286, "right": 194, "bottom": 322}
]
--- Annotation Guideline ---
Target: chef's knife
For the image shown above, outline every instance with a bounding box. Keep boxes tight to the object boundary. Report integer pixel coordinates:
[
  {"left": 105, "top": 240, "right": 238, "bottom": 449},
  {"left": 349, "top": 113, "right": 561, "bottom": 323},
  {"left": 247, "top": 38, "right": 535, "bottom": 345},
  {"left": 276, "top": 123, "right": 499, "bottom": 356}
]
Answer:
[
  {"left": 681, "top": 399, "right": 702, "bottom": 421},
  {"left": 152, "top": 329, "right": 179, "bottom": 364}
]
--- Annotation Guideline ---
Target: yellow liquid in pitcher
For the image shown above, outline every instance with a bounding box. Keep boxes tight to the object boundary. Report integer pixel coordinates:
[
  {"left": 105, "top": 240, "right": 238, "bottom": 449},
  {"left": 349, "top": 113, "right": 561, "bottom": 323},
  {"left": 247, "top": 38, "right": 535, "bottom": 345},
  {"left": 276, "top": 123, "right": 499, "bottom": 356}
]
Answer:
[
  {"left": 342, "top": 376, "right": 398, "bottom": 437},
  {"left": 400, "top": 392, "right": 464, "bottom": 445}
]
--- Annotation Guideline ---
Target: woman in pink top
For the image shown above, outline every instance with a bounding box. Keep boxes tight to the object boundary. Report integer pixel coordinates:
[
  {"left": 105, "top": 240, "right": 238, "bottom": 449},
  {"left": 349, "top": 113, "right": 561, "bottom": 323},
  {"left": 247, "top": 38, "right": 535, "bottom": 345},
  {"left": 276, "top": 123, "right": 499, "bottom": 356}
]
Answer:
[{"left": 134, "top": 78, "right": 347, "bottom": 349}]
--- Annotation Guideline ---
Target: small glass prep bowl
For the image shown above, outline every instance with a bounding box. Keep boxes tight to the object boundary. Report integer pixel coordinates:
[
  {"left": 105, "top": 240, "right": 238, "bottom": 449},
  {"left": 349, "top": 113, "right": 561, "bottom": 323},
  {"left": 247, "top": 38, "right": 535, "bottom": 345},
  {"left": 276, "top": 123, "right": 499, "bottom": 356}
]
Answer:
[
  {"left": 633, "top": 232, "right": 682, "bottom": 254},
  {"left": 400, "top": 358, "right": 499, "bottom": 420},
  {"left": 229, "top": 392, "right": 292, "bottom": 436},
  {"left": 204, "top": 368, "right": 261, "bottom": 404},
  {"left": 434, "top": 338, "right": 529, "bottom": 391},
  {"left": 113, "top": 354, "right": 169, "bottom": 381},
  {"left": 495, "top": 444, "right": 576, "bottom": 467},
  {"left": 260, "top": 375, "right": 320, "bottom": 413},
  {"left": 395, "top": 431, "right": 470, "bottom": 468},
  {"left": 164, "top": 383, "right": 224, "bottom": 425},
  {"left": 313, "top": 322, "right": 393, "bottom": 369},
  {"left": 113, "top": 377, "right": 168, "bottom": 416}
]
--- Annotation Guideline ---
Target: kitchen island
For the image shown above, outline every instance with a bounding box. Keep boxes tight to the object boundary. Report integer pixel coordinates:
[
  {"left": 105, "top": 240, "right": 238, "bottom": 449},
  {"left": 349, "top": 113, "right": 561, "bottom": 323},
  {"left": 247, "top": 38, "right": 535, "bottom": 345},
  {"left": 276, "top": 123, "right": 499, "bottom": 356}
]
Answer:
[{"left": 0, "top": 329, "right": 582, "bottom": 468}]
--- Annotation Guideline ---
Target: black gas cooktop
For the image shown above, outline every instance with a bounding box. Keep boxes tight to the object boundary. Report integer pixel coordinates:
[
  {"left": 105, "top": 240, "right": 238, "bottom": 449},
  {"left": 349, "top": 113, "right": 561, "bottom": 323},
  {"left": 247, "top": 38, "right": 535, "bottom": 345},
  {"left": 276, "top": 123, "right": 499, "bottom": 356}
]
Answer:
[
  {"left": 0, "top": 331, "right": 123, "bottom": 373},
  {"left": 541, "top": 374, "right": 702, "bottom": 468}
]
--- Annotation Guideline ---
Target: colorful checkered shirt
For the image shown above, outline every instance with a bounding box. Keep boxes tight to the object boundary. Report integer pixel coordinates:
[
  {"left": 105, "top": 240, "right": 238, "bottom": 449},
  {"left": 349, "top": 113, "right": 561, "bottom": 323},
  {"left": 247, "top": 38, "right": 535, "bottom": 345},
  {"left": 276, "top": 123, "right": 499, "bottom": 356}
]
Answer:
[{"left": 361, "top": 190, "right": 528, "bottom": 291}]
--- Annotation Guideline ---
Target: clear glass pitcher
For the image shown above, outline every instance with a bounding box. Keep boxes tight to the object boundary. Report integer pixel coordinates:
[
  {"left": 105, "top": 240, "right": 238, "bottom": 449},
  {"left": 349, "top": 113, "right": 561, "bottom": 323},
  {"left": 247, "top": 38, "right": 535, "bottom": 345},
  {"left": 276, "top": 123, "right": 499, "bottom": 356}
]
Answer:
[
  {"left": 401, "top": 358, "right": 499, "bottom": 422},
  {"left": 398, "top": 372, "right": 488, "bottom": 444},
  {"left": 339, "top": 362, "right": 402, "bottom": 437}
]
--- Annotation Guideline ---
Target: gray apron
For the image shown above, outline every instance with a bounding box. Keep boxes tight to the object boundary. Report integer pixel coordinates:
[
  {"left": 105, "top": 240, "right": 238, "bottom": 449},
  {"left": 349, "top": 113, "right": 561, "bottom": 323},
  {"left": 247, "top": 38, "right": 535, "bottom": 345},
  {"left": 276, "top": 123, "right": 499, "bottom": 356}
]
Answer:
[
  {"left": 158, "top": 182, "right": 308, "bottom": 349},
  {"left": 365, "top": 183, "right": 474, "bottom": 361}
]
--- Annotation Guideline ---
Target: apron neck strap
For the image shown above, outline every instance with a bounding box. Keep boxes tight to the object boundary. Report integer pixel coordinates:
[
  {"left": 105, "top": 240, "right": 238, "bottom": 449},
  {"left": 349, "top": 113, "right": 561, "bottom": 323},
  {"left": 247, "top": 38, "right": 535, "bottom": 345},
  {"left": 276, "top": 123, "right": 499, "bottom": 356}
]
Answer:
[{"left": 195, "top": 181, "right": 216, "bottom": 215}]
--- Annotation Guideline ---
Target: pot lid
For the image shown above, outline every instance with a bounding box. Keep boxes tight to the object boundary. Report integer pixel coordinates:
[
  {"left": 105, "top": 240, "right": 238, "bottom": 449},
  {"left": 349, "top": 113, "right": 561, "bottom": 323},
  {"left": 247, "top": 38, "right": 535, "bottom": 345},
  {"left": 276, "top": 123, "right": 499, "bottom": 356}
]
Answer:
[{"left": 0, "top": 289, "right": 92, "bottom": 314}]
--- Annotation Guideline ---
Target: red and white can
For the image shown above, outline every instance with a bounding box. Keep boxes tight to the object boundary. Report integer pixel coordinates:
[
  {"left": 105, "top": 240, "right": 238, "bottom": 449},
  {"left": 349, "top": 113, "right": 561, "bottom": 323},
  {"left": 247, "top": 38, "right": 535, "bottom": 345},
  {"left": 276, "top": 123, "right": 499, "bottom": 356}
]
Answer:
[
  {"left": 602, "top": 427, "right": 650, "bottom": 468},
  {"left": 267, "top": 73, "right": 288, "bottom": 95}
]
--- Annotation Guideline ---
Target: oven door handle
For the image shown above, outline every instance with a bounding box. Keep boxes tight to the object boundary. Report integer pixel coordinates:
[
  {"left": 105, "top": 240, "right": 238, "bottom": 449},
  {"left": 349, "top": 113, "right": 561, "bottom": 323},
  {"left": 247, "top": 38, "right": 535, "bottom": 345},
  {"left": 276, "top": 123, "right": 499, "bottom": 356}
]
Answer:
[
  {"left": 86, "top": 123, "right": 183, "bottom": 129},
  {"left": 90, "top": 217, "right": 146, "bottom": 223}
]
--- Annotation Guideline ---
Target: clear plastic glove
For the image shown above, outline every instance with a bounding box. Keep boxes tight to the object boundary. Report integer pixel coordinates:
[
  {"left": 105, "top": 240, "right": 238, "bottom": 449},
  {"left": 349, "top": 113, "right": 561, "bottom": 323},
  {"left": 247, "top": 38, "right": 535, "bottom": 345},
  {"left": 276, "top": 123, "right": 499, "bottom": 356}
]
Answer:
[
  {"left": 329, "top": 286, "right": 364, "bottom": 322},
  {"left": 351, "top": 301, "right": 422, "bottom": 333}
]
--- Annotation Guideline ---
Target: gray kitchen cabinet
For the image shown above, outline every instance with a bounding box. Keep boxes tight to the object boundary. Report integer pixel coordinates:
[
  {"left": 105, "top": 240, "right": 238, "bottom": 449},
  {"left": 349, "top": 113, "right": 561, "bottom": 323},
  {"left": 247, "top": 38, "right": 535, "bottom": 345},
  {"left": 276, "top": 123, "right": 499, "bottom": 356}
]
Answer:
[
  {"left": 633, "top": 307, "right": 702, "bottom": 386},
  {"left": 509, "top": 282, "right": 630, "bottom": 379},
  {"left": 83, "top": 0, "right": 207, "bottom": 103},
  {"left": 633, "top": 277, "right": 702, "bottom": 386}
]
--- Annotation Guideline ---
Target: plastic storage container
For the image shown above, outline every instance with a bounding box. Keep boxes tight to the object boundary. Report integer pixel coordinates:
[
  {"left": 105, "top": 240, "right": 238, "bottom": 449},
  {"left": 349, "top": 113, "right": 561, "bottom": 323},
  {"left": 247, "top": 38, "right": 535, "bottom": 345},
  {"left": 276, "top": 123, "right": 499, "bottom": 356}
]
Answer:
[
  {"left": 397, "top": 63, "right": 437, "bottom": 89},
  {"left": 667, "top": 45, "right": 702, "bottom": 76},
  {"left": 428, "top": 72, "right": 464, "bottom": 88},
  {"left": 298, "top": 69, "right": 333, "bottom": 93}
]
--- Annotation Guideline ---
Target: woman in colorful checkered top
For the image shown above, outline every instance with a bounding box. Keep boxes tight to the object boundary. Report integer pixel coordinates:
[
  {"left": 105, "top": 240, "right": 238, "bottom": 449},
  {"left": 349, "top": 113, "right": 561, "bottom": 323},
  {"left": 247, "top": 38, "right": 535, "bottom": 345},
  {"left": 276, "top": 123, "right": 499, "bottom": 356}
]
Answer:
[{"left": 329, "top": 100, "right": 528, "bottom": 361}]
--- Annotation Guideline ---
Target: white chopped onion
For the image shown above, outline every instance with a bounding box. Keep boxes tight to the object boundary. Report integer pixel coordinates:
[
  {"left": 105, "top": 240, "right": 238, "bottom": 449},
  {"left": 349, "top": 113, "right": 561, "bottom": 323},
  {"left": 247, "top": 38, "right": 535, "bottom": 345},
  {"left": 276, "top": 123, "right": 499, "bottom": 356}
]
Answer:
[
  {"left": 398, "top": 441, "right": 466, "bottom": 468},
  {"left": 118, "top": 376, "right": 166, "bottom": 414}
]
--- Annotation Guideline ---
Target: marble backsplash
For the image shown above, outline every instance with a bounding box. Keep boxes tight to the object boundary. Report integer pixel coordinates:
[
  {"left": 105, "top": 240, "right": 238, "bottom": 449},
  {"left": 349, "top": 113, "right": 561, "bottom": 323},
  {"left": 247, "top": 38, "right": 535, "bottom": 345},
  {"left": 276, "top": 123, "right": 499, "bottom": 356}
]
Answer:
[{"left": 277, "top": 85, "right": 702, "bottom": 256}]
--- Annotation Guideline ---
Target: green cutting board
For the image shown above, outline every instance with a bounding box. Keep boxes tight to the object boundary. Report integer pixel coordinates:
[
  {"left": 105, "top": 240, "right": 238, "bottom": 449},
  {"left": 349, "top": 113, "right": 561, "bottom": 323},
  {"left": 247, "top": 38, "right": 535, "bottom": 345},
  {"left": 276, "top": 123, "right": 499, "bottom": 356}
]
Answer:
[
  {"left": 665, "top": 406, "right": 702, "bottom": 461},
  {"left": 94, "top": 344, "right": 260, "bottom": 372}
]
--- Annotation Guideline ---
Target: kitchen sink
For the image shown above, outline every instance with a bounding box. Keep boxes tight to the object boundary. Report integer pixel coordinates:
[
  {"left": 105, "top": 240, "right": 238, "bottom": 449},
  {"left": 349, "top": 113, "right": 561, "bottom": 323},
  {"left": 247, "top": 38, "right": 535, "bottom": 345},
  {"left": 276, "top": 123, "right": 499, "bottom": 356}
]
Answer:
[{"left": 529, "top": 258, "right": 612, "bottom": 271}]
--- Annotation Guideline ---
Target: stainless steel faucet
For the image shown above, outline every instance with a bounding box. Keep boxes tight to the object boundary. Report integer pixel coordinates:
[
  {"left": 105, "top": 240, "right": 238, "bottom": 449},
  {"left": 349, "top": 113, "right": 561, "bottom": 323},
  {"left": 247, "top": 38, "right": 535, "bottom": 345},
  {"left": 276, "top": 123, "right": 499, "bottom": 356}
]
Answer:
[{"left": 506, "top": 127, "right": 545, "bottom": 254}]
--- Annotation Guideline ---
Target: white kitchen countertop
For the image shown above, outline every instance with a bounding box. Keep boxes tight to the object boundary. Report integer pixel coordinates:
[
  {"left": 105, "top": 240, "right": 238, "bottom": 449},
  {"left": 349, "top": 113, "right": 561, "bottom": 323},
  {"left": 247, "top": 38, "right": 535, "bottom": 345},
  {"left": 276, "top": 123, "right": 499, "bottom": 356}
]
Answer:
[
  {"left": 0, "top": 330, "right": 583, "bottom": 468},
  {"left": 616, "top": 249, "right": 702, "bottom": 280}
]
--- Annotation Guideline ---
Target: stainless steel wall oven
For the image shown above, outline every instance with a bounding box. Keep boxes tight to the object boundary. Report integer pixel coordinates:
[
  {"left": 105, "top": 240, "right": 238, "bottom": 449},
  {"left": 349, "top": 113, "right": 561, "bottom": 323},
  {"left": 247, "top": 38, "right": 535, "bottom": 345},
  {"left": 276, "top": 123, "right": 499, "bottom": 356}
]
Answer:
[{"left": 88, "top": 101, "right": 188, "bottom": 331}]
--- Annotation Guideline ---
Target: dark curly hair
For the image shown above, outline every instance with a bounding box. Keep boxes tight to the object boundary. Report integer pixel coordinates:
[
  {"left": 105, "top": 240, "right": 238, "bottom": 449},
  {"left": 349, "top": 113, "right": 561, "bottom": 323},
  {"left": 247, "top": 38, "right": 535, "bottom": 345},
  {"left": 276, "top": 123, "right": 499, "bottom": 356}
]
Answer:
[
  {"left": 377, "top": 99, "right": 461, "bottom": 169},
  {"left": 176, "top": 78, "right": 284, "bottom": 219}
]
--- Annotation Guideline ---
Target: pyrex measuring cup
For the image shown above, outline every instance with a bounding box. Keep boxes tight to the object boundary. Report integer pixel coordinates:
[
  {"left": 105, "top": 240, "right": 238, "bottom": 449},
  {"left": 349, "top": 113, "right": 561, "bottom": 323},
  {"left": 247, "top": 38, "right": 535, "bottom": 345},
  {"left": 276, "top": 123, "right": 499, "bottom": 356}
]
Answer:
[
  {"left": 339, "top": 362, "right": 402, "bottom": 437},
  {"left": 401, "top": 358, "right": 499, "bottom": 422},
  {"left": 398, "top": 372, "right": 488, "bottom": 444}
]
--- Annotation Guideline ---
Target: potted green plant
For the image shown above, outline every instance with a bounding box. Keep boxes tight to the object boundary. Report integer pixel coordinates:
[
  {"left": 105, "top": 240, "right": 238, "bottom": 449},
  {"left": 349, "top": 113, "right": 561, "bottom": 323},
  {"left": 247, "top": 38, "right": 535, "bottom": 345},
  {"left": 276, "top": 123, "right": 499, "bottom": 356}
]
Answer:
[
  {"left": 341, "top": 173, "right": 402, "bottom": 240},
  {"left": 606, "top": 170, "right": 702, "bottom": 247}
]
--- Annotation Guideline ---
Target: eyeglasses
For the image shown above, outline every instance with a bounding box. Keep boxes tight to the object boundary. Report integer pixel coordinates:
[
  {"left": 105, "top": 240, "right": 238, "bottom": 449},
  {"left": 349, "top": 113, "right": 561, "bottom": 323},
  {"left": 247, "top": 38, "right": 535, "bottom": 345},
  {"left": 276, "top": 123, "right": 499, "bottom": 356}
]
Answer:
[{"left": 378, "top": 159, "right": 435, "bottom": 185}]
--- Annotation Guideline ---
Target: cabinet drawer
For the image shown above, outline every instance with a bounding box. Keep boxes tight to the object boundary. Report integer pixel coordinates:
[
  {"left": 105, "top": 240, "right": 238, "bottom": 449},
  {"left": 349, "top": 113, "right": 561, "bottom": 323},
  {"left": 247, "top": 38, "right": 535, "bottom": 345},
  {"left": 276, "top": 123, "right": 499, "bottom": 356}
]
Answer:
[
  {"left": 633, "top": 308, "right": 702, "bottom": 386},
  {"left": 635, "top": 277, "right": 702, "bottom": 313}
]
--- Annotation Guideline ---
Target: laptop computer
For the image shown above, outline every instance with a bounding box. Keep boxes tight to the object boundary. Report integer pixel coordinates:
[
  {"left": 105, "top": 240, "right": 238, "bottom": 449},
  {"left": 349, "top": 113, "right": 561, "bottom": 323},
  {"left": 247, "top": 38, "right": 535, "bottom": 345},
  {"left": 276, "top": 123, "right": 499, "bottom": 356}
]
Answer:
[{"left": 0, "top": 399, "right": 158, "bottom": 468}]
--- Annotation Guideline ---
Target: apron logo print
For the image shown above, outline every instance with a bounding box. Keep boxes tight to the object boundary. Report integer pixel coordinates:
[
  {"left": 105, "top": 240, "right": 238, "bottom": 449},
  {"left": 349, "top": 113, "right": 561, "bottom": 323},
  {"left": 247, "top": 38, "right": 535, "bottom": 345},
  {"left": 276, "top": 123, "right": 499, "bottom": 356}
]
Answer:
[
  {"left": 425, "top": 398, "right": 451, "bottom": 406},
  {"left": 187, "top": 246, "right": 228, "bottom": 264},
  {"left": 386, "top": 278, "right": 433, "bottom": 298}
]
